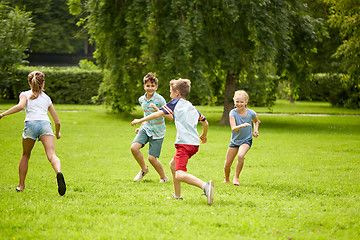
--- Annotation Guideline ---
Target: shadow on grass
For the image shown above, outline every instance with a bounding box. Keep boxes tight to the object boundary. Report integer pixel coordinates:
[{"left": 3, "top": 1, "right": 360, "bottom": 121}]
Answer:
[{"left": 259, "top": 116, "right": 360, "bottom": 134}]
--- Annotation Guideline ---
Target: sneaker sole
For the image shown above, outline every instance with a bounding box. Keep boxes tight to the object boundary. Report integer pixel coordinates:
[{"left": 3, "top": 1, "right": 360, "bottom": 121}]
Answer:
[
  {"left": 207, "top": 180, "right": 214, "bottom": 205},
  {"left": 57, "top": 172, "right": 66, "bottom": 196}
]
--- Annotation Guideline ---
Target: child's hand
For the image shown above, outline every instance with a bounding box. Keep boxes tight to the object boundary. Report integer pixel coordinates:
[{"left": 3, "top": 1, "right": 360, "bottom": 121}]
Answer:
[
  {"left": 149, "top": 103, "right": 159, "bottom": 111},
  {"left": 135, "top": 127, "right": 141, "bottom": 134},
  {"left": 200, "top": 135, "right": 207, "bottom": 143},
  {"left": 241, "top": 123, "right": 251, "bottom": 128},
  {"left": 253, "top": 130, "right": 259, "bottom": 137},
  {"left": 56, "top": 132, "right": 61, "bottom": 139},
  {"left": 131, "top": 119, "right": 141, "bottom": 126}
]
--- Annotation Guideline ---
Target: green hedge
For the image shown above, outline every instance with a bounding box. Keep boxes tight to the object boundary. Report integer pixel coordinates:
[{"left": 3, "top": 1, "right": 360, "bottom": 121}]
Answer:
[
  {"left": 8, "top": 66, "right": 103, "bottom": 104},
  {"left": 297, "top": 73, "right": 345, "bottom": 104}
]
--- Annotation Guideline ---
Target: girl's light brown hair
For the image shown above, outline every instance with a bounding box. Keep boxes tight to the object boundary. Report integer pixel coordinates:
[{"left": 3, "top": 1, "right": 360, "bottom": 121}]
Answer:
[
  {"left": 169, "top": 78, "right": 191, "bottom": 98},
  {"left": 28, "top": 71, "right": 45, "bottom": 100},
  {"left": 233, "top": 90, "right": 249, "bottom": 100}
]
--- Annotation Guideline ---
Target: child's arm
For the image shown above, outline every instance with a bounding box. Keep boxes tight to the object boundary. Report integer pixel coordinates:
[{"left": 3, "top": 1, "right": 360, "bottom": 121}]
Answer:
[
  {"left": 252, "top": 115, "right": 260, "bottom": 137},
  {"left": 229, "top": 116, "right": 250, "bottom": 132},
  {"left": 164, "top": 114, "right": 173, "bottom": 121},
  {"left": 0, "top": 94, "right": 27, "bottom": 119},
  {"left": 199, "top": 120, "right": 209, "bottom": 143},
  {"left": 131, "top": 110, "right": 165, "bottom": 126},
  {"left": 149, "top": 103, "right": 173, "bottom": 121},
  {"left": 48, "top": 104, "right": 61, "bottom": 139}
]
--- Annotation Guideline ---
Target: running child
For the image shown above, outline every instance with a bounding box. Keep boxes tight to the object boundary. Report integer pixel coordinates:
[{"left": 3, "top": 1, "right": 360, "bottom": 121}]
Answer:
[
  {"left": 131, "top": 78, "right": 214, "bottom": 205},
  {"left": 0, "top": 71, "right": 66, "bottom": 196},
  {"left": 223, "top": 90, "right": 260, "bottom": 186},
  {"left": 131, "top": 72, "right": 172, "bottom": 182}
]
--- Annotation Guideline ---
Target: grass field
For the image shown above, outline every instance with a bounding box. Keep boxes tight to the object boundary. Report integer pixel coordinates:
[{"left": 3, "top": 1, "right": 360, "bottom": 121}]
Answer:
[{"left": 1, "top": 101, "right": 359, "bottom": 239}]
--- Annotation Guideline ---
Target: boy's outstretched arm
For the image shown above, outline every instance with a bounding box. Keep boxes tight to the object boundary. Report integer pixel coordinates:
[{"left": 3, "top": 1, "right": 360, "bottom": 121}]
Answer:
[
  {"left": 199, "top": 120, "right": 209, "bottom": 143},
  {"left": 131, "top": 110, "right": 165, "bottom": 126},
  {"left": 149, "top": 103, "right": 173, "bottom": 121}
]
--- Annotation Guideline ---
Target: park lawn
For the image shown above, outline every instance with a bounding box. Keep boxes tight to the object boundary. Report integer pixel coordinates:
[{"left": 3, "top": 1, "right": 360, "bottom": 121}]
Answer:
[{"left": 0, "top": 102, "right": 359, "bottom": 239}]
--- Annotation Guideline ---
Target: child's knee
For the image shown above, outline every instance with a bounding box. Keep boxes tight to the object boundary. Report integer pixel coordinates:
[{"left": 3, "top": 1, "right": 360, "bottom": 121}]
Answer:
[
  {"left": 169, "top": 158, "right": 175, "bottom": 170},
  {"left": 237, "top": 155, "right": 245, "bottom": 161},
  {"left": 175, "top": 171, "right": 185, "bottom": 181},
  {"left": 224, "top": 161, "right": 232, "bottom": 168},
  {"left": 130, "top": 144, "right": 140, "bottom": 153},
  {"left": 148, "top": 155, "right": 157, "bottom": 163}
]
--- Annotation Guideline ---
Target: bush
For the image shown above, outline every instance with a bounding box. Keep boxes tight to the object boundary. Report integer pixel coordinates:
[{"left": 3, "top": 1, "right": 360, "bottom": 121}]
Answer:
[
  {"left": 296, "top": 73, "right": 344, "bottom": 103},
  {"left": 0, "top": 3, "right": 34, "bottom": 99},
  {"left": 8, "top": 66, "right": 103, "bottom": 104}
]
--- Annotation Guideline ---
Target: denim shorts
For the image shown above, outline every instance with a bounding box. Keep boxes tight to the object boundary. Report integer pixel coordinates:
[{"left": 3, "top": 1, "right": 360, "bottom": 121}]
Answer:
[
  {"left": 133, "top": 128, "right": 164, "bottom": 158},
  {"left": 23, "top": 120, "right": 54, "bottom": 141},
  {"left": 229, "top": 139, "right": 252, "bottom": 148}
]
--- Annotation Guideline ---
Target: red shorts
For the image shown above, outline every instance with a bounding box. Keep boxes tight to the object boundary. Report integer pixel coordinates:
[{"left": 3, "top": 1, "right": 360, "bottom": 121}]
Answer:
[{"left": 174, "top": 144, "right": 199, "bottom": 172}]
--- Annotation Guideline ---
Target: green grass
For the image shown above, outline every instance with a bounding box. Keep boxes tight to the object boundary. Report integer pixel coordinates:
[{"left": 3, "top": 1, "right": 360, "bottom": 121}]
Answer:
[{"left": 1, "top": 102, "right": 359, "bottom": 239}]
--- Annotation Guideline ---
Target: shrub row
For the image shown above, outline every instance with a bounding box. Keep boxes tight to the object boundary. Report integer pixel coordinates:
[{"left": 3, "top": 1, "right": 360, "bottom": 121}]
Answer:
[
  {"left": 8, "top": 66, "right": 103, "bottom": 104},
  {"left": 297, "top": 73, "right": 344, "bottom": 105}
]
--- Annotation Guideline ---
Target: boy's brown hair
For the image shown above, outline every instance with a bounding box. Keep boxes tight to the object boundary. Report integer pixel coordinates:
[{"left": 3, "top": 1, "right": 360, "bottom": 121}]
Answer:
[
  {"left": 143, "top": 72, "right": 158, "bottom": 85},
  {"left": 169, "top": 78, "right": 191, "bottom": 98}
]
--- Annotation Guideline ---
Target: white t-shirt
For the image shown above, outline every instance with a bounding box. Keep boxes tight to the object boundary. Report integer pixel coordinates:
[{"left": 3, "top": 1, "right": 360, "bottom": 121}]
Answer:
[
  {"left": 161, "top": 98, "right": 206, "bottom": 146},
  {"left": 20, "top": 90, "right": 52, "bottom": 122}
]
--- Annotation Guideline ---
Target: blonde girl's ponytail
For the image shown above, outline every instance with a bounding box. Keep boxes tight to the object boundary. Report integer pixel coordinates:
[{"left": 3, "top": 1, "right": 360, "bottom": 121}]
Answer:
[{"left": 28, "top": 71, "right": 45, "bottom": 100}]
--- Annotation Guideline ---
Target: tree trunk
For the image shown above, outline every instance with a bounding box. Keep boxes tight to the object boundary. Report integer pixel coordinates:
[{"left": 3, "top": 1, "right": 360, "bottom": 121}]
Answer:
[
  {"left": 219, "top": 72, "right": 238, "bottom": 125},
  {"left": 289, "top": 81, "right": 295, "bottom": 103}
]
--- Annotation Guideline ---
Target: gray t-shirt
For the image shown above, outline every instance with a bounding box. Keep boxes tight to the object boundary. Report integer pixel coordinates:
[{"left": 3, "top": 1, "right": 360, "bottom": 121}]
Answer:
[{"left": 229, "top": 108, "right": 256, "bottom": 146}]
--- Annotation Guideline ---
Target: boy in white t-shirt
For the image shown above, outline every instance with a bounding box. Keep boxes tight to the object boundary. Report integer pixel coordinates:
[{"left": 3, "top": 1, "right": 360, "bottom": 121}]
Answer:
[{"left": 131, "top": 78, "right": 214, "bottom": 205}]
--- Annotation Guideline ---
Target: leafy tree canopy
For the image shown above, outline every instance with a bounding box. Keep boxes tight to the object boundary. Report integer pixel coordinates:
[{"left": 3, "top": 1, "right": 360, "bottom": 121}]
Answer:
[
  {"left": 70, "top": 0, "right": 325, "bottom": 116},
  {"left": 11, "top": 0, "right": 84, "bottom": 54},
  {"left": 323, "top": 0, "right": 360, "bottom": 108},
  {"left": 0, "top": 2, "right": 34, "bottom": 98}
]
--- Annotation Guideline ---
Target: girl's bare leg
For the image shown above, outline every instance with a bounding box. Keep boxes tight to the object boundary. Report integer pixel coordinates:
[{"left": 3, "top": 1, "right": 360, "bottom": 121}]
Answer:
[
  {"left": 41, "top": 134, "right": 66, "bottom": 195},
  {"left": 18, "top": 138, "right": 36, "bottom": 190},
  {"left": 40, "top": 135, "right": 61, "bottom": 173},
  {"left": 234, "top": 144, "right": 251, "bottom": 179},
  {"left": 224, "top": 147, "right": 239, "bottom": 182}
]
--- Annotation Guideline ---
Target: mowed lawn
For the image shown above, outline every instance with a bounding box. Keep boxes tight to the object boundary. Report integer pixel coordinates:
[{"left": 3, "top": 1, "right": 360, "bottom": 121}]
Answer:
[{"left": 0, "top": 101, "right": 359, "bottom": 239}]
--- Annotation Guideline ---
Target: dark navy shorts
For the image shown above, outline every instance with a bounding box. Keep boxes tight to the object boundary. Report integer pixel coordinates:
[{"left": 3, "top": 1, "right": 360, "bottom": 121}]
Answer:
[{"left": 229, "top": 139, "right": 252, "bottom": 148}]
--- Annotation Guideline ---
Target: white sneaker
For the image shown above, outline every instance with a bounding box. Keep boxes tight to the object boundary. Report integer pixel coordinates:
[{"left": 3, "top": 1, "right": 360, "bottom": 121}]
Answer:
[
  {"left": 159, "top": 175, "right": 169, "bottom": 183},
  {"left": 166, "top": 194, "right": 183, "bottom": 200},
  {"left": 202, "top": 180, "right": 214, "bottom": 205},
  {"left": 133, "top": 167, "right": 149, "bottom": 181}
]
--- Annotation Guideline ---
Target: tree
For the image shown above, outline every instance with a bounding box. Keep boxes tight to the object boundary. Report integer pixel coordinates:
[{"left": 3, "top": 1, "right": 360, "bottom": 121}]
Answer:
[
  {"left": 70, "top": 0, "right": 324, "bottom": 122},
  {"left": 323, "top": 0, "right": 360, "bottom": 108},
  {"left": 12, "top": 0, "right": 85, "bottom": 54},
  {"left": 273, "top": 0, "right": 327, "bottom": 103},
  {"left": 0, "top": 2, "right": 34, "bottom": 98}
]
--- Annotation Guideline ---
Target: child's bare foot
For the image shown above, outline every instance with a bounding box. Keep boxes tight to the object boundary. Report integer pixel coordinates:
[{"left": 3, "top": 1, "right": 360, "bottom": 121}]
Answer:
[
  {"left": 222, "top": 179, "right": 230, "bottom": 183},
  {"left": 233, "top": 177, "right": 240, "bottom": 186}
]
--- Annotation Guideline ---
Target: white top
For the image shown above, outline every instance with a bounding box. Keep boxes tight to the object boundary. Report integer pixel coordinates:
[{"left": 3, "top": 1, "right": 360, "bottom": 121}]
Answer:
[
  {"left": 20, "top": 90, "right": 52, "bottom": 122},
  {"left": 161, "top": 98, "right": 206, "bottom": 146}
]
